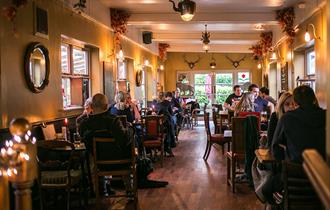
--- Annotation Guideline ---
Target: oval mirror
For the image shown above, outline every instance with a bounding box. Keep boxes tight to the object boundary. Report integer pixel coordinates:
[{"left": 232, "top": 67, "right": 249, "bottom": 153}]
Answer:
[{"left": 24, "top": 42, "right": 50, "bottom": 93}]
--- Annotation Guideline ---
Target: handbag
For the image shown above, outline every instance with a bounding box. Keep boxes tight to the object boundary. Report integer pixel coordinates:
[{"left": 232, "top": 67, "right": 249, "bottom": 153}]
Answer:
[{"left": 252, "top": 157, "right": 272, "bottom": 203}]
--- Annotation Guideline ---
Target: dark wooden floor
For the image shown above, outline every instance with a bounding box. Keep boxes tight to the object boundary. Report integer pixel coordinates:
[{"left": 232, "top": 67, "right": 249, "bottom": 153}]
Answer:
[{"left": 89, "top": 124, "right": 264, "bottom": 210}]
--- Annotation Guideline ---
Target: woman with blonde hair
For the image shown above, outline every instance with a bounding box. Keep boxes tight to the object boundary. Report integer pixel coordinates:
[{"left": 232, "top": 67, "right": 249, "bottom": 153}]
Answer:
[
  {"left": 234, "top": 92, "right": 255, "bottom": 114},
  {"left": 110, "top": 91, "right": 134, "bottom": 122},
  {"left": 267, "top": 91, "right": 295, "bottom": 147}
]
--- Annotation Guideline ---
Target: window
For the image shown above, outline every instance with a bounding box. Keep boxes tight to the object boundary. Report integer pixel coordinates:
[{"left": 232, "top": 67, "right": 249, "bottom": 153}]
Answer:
[
  {"left": 306, "top": 48, "right": 315, "bottom": 76},
  {"left": 237, "top": 72, "right": 250, "bottom": 84},
  {"left": 61, "top": 43, "right": 90, "bottom": 108},
  {"left": 215, "top": 73, "right": 233, "bottom": 104},
  {"left": 194, "top": 74, "right": 211, "bottom": 105}
]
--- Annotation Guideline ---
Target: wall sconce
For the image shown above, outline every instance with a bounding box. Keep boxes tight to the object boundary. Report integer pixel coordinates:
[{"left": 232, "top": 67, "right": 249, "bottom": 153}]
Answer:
[
  {"left": 169, "top": 0, "right": 196, "bottom": 22},
  {"left": 304, "top": 23, "right": 321, "bottom": 42},
  {"left": 144, "top": 59, "right": 149, "bottom": 66},
  {"left": 270, "top": 51, "right": 277, "bottom": 60},
  {"left": 159, "top": 64, "right": 164, "bottom": 70},
  {"left": 257, "top": 63, "right": 262, "bottom": 69}
]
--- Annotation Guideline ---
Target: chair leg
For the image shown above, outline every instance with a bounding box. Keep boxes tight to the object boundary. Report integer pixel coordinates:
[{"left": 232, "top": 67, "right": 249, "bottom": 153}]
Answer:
[
  {"left": 226, "top": 155, "right": 230, "bottom": 186},
  {"left": 205, "top": 142, "right": 212, "bottom": 160},
  {"left": 66, "top": 189, "right": 70, "bottom": 210},
  {"left": 227, "top": 142, "right": 230, "bottom": 152},
  {"left": 161, "top": 145, "right": 164, "bottom": 167},
  {"left": 95, "top": 175, "right": 100, "bottom": 206},
  {"left": 203, "top": 142, "right": 210, "bottom": 160},
  {"left": 231, "top": 157, "right": 236, "bottom": 193}
]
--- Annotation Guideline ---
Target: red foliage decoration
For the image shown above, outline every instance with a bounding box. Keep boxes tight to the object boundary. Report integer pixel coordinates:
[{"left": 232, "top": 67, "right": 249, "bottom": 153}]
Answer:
[
  {"left": 111, "top": 8, "right": 130, "bottom": 47},
  {"left": 249, "top": 43, "right": 263, "bottom": 61},
  {"left": 276, "top": 7, "right": 295, "bottom": 43},
  {"left": 158, "top": 43, "right": 170, "bottom": 62},
  {"left": 1, "top": 0, "right": 28, "bottom": 22},
  {"left": 260, "top": 32, "right": 273, "bottom": 54}
]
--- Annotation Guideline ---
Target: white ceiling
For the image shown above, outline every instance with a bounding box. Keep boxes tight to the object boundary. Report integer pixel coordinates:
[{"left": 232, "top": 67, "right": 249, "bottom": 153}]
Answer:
[{"left": 99, "top": 0, "right": 301, "bottom": 53}]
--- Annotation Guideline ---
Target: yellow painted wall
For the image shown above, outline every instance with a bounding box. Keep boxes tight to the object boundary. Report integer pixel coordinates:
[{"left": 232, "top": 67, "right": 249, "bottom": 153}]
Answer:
[
  {"left": 276, "top": 8, "right": 327, "bottom": 108},
  {"left": 0, "top": 0, "right": 158, "bottom": 128},
  {"left": 164, "top": 52, "right": 261, "bottom": 91}
]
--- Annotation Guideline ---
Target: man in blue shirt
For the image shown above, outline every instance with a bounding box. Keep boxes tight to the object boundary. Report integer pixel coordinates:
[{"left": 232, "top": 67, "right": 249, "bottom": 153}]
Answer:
[{"left": 248, "top": 84, "right": 274, "bottom": 113}]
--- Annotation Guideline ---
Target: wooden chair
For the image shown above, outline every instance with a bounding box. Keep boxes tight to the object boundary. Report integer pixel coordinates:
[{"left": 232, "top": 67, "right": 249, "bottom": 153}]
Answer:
[
  {"left": 182, "top": 104, "right": 192, "bottom": 129},
  {"left": 93, "top": 132, "right": 138, "bottom": 209},
  {"left": 141, "top": 115, "right": 164, "bottom": 167},
  {"left": 37, "top": 140, "right": 83, "bottom": 210},
  {"left": 282, "top": 161, "right": 322, "bottom": 210},
  {"left": 203, "top": 112, "right": 231, "bottom": 161},
  {"left": 192, "top": 103, "right": 207, "bottom": 128},
  {"left": 238, "top": 111, "right": 261, "bottom": 130},
  {"left": 226, "top": 117, "right": 246, "bottom": 193}
]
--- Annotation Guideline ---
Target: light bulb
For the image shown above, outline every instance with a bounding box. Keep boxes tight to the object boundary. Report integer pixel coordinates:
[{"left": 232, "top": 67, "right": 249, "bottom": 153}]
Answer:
[
  {"left": 144, "top": 59, "right": 149, "bottom": 66},
  {"left": 203, "top": 44, "right": 210, "bottom": 52},
  {"left": 160, "top": 65, "right": 164, "bottom": 70},
  {"left": 270, "top": 52, "right": 277, "bottom": 60},
  {"left": 257, "top": 63, "right": 262, "bottom": 69},
  {"left": 181, "top": 13, "right": 194, "bottom": 21},
  {"left": 304, "top": 31, "right": 311, "bottom": 42}
]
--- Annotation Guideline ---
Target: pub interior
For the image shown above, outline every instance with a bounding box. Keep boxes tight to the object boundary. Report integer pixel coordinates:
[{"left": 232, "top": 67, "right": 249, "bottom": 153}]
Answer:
[{"left": 0, "top": 0, "right": 330, "bottom": 210}]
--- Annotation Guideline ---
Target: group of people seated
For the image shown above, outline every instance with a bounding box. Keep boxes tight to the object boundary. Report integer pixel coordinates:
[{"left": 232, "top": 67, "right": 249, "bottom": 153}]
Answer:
[
  {"left": 76, "top": 92, "right": 170, "bottom": 195},
  {"left": 223, "top": 84, "right": 326, "bottom": 208}
]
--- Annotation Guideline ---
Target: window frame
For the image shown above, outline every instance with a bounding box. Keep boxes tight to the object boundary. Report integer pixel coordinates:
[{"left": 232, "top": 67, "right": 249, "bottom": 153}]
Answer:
[{"left": 61, "top": 42, "right": 91, "bottom": 109}]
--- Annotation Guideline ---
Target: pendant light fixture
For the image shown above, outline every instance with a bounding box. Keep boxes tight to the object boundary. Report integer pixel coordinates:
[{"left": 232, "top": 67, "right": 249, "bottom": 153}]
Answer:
[
  {"left": 201, "top": 24, "right": 210, "bottom": 53},
  {"left": 169, "top": 0, "right": 196, "bottom": 22}
]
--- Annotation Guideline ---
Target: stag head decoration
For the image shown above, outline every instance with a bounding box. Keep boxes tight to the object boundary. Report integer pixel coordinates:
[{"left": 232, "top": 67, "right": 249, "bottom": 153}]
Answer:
[
  {"left": 225, "top": 55, "right": 246, "bottom": 68},
  {"left": 183, "top": 54, "right": 201, "bottom": 69}
]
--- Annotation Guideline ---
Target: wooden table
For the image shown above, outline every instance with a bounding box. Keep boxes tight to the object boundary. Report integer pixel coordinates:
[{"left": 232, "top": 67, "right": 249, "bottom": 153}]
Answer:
[{"left": 255, "top": 149, "right": 276, "bottom": 164}]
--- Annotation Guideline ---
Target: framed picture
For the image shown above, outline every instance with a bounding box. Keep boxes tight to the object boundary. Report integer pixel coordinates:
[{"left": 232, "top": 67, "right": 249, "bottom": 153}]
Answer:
[
  {"left": 34, "top": 3, "right": 48, "bottom": 39},
  {"left": 177, "top": 71, "right": 190, "bottom": 84}
]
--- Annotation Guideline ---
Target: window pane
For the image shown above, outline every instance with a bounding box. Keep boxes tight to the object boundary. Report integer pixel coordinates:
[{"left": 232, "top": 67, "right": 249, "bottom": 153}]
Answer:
[
  {"left": 215, "top": 73, "right": 233, "bottom": 104},
  {"left": 61, "top": 45, "right": 69, "bottom": 73},
  {"left": 73, "top": 48, "right": 88, "bottom": 75},
  {"left": 307, "top": 50, "right": 315, "bottom": 75},
  {"left": 117, "top": 60, "right": 127, "bottom": 80},
  {"left": 82, "top": 78, "right": 90, "bottom": 103},
  {"left": 194, "top": 74, "right": 211, "bottom": 85},
  {"left": 238, "top": 72, "right": 250, "bottom": 84},
  {"left": 62, "top": 78, "right": 71, "bottom": 107}
]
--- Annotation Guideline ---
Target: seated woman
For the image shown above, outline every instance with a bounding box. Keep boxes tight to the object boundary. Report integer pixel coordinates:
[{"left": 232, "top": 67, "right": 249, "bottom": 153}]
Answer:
[
  {"left": 126, "top": 93, "right": 141, "bottom": 122},
  {"left": 234, "top": 92, "right": 255, "bottom": 115},
  {"left": 267, "top": 91, "right": 294, "bottom": 148},
  {"left": 110, "top": 91, "right": 134, "bottom": 123}
]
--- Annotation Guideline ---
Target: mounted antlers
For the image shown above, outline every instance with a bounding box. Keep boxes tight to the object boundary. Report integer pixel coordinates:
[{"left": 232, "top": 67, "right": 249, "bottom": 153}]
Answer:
[
  {"left": 183, "top": 54, "right": 201, "bottom": 69},
  {"left": 225, "top": 55, "right": 246, "bottom": 68}
]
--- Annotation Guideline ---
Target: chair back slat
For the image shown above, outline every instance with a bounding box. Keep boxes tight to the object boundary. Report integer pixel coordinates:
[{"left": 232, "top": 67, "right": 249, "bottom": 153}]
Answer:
[
  {"left": 282, "top": 161, "right": 322, "bottom": 210},
  {"left": 231, "top": 117, "right": 246, "bottom": 154}
]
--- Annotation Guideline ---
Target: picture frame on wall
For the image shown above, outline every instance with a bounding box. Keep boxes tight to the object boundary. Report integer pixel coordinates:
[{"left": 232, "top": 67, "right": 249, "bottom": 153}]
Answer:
[{"left": 34, "top": 3, "right": 49, "bottom": 39}]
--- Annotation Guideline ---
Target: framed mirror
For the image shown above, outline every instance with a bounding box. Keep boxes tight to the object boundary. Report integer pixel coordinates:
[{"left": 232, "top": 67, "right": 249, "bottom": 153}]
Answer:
[{"left": 24, "top": 42, "right": 50, "bottom": 93}]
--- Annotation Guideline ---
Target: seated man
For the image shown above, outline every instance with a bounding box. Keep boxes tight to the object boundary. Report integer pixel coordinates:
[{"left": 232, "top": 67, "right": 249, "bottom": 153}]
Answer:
[
  {"left": 249, "top": 84, "right": 274, "bottom": 114},
  {"left": 259, "top": 86, "right": 276, "bottom": 106},
  {"left": 262, "top": 85, "right": 326, "bottom": 204},
  {"left": 224, "top": 85, "right": 242, "bottom": 111},
  {"left": 79, "top": 93, "right": 168, "bottom": 189}
]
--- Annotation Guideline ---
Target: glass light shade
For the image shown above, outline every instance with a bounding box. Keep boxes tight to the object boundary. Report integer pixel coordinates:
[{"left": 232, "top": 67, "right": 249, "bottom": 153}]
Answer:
[
  {"left": 203, "top": 44, "right": 210, "bottom": 52},
  {"left": 304, "top": 31, "right": 311, "bottom": 42},
  {"left": 144, "top": 59, "right": 149, "bottom": 66},
  {"left": 210, "top": 62, "right": 216, "bottom": 69},
  {"left": 257, "top": 63, "right": 262, "bottom": 69},
  {"left": 270, "top": 52, "right": 277, "bottom": 60},
  {"left": 181, "top": 13, "right": 194, "bottom": 21},
  {"left": 160, "top": 65, "right": 164, "bottom": 70}
]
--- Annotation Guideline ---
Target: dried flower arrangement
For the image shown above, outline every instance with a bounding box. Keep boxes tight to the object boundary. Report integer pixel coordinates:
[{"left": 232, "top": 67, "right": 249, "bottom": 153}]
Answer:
[
  {"left": 111, "top": 8, "right": 130, "bottom": 47},
  {"left": 158, "top": 43, "right": 170, "bottom": 62},
  {"left": 260, "top": 32, "right": 273, "bottom": 54},
  {"left": 276, "top": 7, "right": 295, "bottom": 43},
  {"left": 250, "top": 43, "right": 263, "bottom": 61},
  {"left": 1, "top": 0, "right": 28, "bottom": 35}
]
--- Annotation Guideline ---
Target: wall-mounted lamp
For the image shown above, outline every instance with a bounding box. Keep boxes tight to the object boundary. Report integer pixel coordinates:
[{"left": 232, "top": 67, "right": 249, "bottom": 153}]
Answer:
[
  {"left": 304, "top": 23, "right": 321, "bottom": 42},
  {"left": 169, "top": 0, "right": 196, "bottom": 22},
  {"left": 144, "top": 59, "right": 149, "bottom": 66},
  {"left": 159, "top": 64, "right": 164, "bottom": 70},
  {"left": 270, "top": 51, "right": 277, "bottom": 60},
  {"left": 257, "top": 63, "right": 262, "bottom": 69}
]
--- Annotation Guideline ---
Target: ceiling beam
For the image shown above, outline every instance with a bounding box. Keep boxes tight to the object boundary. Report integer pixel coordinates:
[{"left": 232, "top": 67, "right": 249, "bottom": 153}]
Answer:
[
  {"left": 153, "top": 32, "right": 260, "bottom": 40},
  {"left": 167, "top": 44, "right": 253, "bottom": 53},
  {"left": 128, "top": 12, "right": 277, "bottom": 24}
]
